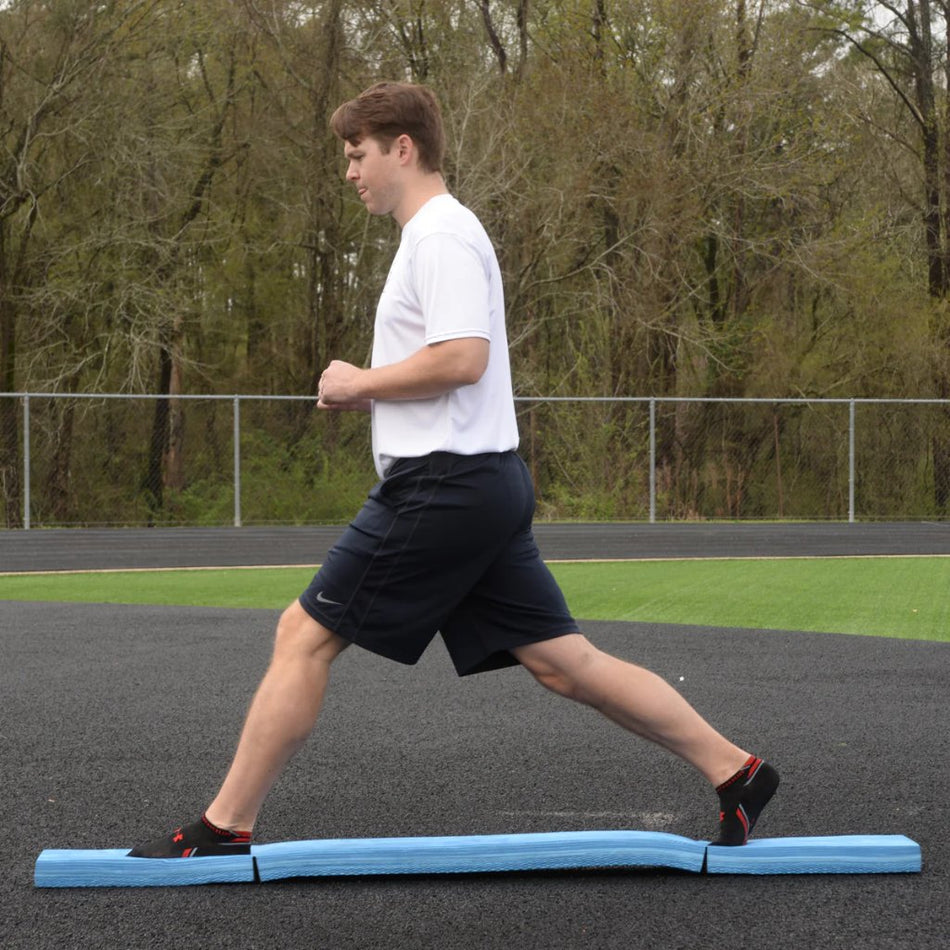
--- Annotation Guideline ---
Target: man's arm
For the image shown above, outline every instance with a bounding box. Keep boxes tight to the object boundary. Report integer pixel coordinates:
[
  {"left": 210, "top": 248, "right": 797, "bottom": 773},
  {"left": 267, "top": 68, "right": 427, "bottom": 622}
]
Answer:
[{"left": 317, "top": 337, "right": 489, "bottom": 409}]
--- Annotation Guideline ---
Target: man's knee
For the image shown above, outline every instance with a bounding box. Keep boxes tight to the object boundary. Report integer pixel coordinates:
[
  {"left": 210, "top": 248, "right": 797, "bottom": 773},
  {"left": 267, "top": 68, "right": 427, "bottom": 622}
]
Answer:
[
  {"left": 273, "top": 600, "right": 347, "bottom": 663},
  {"left": 515, "top": 634, "right": 601, "bottom": 702}
]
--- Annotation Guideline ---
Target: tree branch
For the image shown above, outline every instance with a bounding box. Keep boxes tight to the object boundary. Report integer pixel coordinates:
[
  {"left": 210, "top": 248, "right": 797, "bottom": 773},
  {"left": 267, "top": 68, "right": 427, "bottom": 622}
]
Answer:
[{"left": 478, "top": 0, "right": 508, "bottom": 74}]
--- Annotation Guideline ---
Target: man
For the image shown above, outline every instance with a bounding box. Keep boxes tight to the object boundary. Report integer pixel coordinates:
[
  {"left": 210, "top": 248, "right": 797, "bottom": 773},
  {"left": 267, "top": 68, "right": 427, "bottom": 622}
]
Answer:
[{"left": 131, "top": 81, "right": 778, "bottom": 859}]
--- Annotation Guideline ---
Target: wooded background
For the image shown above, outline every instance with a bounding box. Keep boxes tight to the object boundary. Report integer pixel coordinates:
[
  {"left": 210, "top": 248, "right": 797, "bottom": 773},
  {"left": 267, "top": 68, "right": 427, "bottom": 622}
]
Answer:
[{"left": 1, "top": 1, "right": 949, "bottom": 526}]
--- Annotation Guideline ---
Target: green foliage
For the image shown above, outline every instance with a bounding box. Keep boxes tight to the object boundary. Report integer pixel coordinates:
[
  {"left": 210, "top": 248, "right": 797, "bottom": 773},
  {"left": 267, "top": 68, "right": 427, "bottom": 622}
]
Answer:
[{"left": 230, "top": 415, "right": 374, "bottom": 525}]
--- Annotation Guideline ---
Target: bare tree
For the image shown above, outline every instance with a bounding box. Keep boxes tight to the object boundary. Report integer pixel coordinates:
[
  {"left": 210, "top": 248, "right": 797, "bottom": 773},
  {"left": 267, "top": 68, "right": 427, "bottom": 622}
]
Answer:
[
  {"left": 811, "top": 0, "right": 950, "bottom": 509},
  {"left": 0, "top": 0, "right": 159, "bottom": 526}
]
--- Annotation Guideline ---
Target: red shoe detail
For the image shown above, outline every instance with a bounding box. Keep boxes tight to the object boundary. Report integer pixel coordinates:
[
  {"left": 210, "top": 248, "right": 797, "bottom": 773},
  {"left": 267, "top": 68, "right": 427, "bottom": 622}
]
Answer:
[{"left": 737, "top": 806, "right": 751, "bottom": 843}]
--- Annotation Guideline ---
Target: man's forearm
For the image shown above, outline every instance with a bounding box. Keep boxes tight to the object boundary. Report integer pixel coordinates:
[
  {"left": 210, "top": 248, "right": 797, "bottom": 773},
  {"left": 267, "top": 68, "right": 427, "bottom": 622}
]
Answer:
[{"left": 319, "top": 338, "right": 489, "bottom": 406}]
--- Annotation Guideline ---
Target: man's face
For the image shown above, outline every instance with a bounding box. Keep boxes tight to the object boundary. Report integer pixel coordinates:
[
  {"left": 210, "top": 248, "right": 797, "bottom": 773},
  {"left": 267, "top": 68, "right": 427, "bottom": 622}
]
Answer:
[{"left": 343, "top": 136, "right": 402, "bottom": 217}]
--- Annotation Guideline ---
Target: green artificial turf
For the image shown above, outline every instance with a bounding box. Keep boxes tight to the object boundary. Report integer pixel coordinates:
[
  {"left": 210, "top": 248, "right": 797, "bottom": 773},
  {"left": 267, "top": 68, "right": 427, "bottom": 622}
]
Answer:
[
  {"left": 549, "top": 557, "right": 948, "bottom": 641},
  {"left": 2, "top": 557, "right": 947, "bottom": 642}
]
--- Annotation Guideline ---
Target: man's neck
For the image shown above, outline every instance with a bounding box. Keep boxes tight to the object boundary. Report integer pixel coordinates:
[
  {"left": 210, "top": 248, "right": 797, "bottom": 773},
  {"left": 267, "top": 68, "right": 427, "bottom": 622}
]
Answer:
[{"left": 394, "top": 174, "right": 449, "bottom": 228}]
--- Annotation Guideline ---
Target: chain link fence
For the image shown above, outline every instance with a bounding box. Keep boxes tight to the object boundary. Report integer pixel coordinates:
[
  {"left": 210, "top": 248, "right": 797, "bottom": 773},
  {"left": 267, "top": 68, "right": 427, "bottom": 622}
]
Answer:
[{"left": 1, "top": 393, "right": 948, "bottom": 528}]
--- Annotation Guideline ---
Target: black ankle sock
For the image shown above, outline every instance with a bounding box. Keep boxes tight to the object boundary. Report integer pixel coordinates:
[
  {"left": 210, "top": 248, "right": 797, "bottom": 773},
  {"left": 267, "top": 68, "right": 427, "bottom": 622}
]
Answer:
[
  {"left": 128, "top": 814, "right": 252, "bottom": 858},
  {"left": 713, "top": 755, "right": 780, "bottom": 846}
]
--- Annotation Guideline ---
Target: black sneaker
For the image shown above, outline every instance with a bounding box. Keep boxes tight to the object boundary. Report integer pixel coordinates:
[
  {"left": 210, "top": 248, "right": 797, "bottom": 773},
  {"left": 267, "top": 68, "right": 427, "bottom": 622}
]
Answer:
[
  {"left": 713, "top": 756, "right": 780, "bottom": 846},
  {"left": 128, "top": 815, "right": 252, "bottom": 858}
]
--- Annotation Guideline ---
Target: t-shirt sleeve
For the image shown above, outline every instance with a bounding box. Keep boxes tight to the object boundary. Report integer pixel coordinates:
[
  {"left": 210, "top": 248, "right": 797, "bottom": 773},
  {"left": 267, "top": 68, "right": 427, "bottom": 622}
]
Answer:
[{"left": 412, "top": 233, "right": 492, "bottom": 344}]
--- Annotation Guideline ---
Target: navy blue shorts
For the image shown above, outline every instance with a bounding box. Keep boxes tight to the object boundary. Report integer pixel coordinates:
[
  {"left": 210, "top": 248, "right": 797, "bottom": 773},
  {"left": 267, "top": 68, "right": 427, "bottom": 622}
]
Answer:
[{"left": 298, "top": 451, "right": 578, "bottom": 676}]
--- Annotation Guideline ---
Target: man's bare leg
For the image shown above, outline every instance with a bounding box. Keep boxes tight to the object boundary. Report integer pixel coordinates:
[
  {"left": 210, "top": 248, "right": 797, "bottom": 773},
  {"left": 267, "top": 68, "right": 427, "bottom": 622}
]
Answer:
[
  {"left": 513, "top": 633, "right": 778, "bottom": 843},
  {"left": 130, "top": 601, "right": 346, "bottom": 856},
  {"left": 205, "top": 601, "right": 348, "bottom": 832},
  {"left": 514, "top": 634, "right": 745, "bottom": 783}
]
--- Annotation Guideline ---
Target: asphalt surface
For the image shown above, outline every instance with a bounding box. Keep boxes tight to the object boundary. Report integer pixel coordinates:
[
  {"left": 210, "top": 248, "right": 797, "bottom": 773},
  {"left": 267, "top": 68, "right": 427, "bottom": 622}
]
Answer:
[
  {"left": 3, "top": 520, "right": 949, "bottom": 572},
  {"left": 3, "top": 524, "right": 949, "bottom": 950}
]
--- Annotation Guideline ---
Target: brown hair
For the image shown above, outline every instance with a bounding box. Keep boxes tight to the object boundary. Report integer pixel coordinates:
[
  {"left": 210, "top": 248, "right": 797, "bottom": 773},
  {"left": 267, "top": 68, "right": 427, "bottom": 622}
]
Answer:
[{"left": 330, "top": 82, "right": 446, "bottom": 174}]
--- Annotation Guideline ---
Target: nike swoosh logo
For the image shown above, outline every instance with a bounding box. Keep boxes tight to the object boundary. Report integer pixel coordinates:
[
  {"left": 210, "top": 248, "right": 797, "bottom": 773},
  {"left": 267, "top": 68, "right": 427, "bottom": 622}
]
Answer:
[{"left": 316, "top": 591, "right": 343, "bottom": 606}]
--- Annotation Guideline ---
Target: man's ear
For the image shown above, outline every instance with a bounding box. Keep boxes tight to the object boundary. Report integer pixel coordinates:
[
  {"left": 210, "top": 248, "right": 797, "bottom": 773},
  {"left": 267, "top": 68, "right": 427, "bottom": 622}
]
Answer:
[{"left": 395, "top": 133, "right": 414, "bottom": 165}]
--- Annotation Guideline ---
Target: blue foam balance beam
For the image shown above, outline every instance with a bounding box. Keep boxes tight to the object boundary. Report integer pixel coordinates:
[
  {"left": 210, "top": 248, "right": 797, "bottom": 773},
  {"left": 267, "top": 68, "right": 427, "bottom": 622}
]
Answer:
[
  {"left": 33, "top": 849, "right": 255, "bottom": 888},
  {"left": 252, "top": 830, "right": 705, "bottom": 881},
  {"left": 706, "top": 835, "right": 922, "bottom": 875},
  {"left": 34, "top": 831, "right": 921, "bottom": 888}
]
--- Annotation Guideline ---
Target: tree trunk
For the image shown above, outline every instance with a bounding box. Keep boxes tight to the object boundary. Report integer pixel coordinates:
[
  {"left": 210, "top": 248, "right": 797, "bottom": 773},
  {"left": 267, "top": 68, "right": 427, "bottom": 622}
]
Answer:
[
  {"left": 307, "top": 0, "right": 344, "bottom": 398},
  {"left": 45, "top": 389, "right": 79, "bottom": 523},
  {"left": 144, "top": 347, "right": 172, "bottom": 524},
  {"left": 163, "top": 314, "right": 186, "bottom": 493},
  {"left": 0, "top": 217, "right": 22, "bottom": 527}
]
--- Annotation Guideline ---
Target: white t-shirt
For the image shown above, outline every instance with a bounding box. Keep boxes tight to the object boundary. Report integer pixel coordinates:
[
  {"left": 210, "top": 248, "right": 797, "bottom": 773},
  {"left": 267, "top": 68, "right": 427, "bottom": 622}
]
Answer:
[{"left": 371, "top": 194, "right": 520, "bottom": 477}]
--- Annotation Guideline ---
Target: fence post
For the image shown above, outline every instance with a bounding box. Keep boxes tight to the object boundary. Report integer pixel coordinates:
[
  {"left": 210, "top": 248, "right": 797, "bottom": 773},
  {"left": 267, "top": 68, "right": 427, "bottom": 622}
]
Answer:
[
  {"left": 649, "top": 397, "right": 656, "bottom": 523},
  {"left": 233, "top": 395, "right": 242, "bottom": 528},
  {"left": 22, "top": 394, "right": 30, "bottom": 530},
  {"left": 848, "top": 399, "right": 855, "bottom": 523}
]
